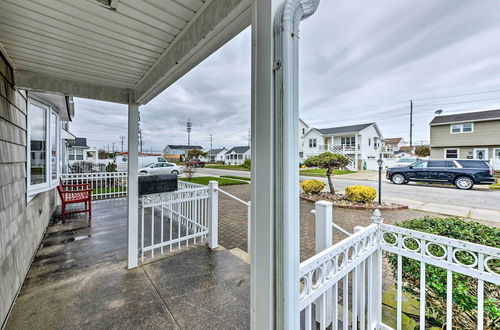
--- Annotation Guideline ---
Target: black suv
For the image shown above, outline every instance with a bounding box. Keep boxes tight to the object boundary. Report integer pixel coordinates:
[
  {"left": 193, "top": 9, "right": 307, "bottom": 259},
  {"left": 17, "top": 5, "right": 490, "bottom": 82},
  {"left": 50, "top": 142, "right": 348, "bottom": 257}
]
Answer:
[{"left": 386, "top": 159, "right": 496, "bottom": 190}]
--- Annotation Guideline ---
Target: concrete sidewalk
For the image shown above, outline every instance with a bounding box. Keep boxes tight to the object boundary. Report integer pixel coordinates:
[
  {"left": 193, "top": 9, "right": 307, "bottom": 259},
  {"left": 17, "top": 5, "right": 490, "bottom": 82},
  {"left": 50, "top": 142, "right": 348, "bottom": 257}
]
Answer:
[{"left": 385, "top": 197, "right": 500, "bottom": 224}]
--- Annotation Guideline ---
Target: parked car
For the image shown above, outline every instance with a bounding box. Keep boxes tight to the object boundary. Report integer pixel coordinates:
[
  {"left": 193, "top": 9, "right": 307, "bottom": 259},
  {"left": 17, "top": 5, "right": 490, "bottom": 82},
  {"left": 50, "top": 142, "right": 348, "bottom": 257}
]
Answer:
[
  {"left": 114, "top": 155, "right": 167, "bottom": 171},
  {"left": 139, "top": 162, "right": 183, "bottom": 176},
  {"left": 386, "top": 159, "right": 496, "bottom": 190},
  {"left": 186, "top": 159, "right": 206, "bottom": 168}
]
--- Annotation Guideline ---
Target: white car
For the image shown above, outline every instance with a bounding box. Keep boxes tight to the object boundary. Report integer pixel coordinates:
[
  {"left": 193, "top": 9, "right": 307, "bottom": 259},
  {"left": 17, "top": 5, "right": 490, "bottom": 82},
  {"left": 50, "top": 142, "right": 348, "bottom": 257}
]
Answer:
[{"left": 139, "top": 162, "right": 183, "bottom": 176}]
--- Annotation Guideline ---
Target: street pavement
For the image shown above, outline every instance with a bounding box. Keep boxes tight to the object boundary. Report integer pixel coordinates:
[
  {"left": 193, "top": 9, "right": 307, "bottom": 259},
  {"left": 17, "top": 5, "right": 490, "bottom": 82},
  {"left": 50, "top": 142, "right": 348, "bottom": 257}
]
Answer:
[{"left": 195, "top": 167, "right": 500, "bottom": 223}]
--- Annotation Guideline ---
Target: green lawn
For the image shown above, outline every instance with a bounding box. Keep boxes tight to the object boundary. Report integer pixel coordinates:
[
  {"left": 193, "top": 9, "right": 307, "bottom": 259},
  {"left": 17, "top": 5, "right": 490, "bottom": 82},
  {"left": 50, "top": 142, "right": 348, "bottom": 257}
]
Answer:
[
  {"left": 205, "top": 164, "right": 250, "bottom": 171},
  {"left": 489, "top": 183, "right": 500, "bottom": 190},
  {"left": 179, "top": 176, "right": 248, "bottom": 186},
  {"left": 299, "top": 169, "right": 355, "bottom": 177},
  {"left": 220, "top": 175, "right": 251, "bottom": 181}
]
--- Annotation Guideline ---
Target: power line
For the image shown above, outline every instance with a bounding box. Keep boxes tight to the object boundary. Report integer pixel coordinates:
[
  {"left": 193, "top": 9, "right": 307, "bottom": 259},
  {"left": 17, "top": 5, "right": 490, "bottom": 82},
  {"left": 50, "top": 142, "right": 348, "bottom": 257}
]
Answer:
[
  {"left": 415, "top": 96, "right": 500, "bottom": 107},
  {"left": 413, "top": 89, "right": 500, "bottom": 101}
]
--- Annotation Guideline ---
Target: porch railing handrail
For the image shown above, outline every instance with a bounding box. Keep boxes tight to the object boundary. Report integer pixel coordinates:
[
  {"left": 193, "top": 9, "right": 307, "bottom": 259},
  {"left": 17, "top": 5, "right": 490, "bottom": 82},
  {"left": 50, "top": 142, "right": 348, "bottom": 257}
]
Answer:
[
  {"left": 215, "top": 187, "right": 250, "bottom": 207},
  {"left": 302, "top": 202, "right": 500, "bottom": 330},
  {"left": 60, "top": 171, "right": 128, "bottom": 200}
]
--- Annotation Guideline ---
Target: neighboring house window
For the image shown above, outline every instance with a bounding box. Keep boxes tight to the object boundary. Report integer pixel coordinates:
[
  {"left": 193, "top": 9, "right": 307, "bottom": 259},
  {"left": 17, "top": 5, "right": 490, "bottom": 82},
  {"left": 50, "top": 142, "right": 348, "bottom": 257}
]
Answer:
[
  {"left": 75, "top": 149, "right": 84, "bottom": 160},
  {"left": 368, "top": 138, "right": 371, "bottom": 146},
  {"left": 302, "top": 128, "right": 305, "bottom": 134},
  {"left": 68, "top": 147, "right": 75, "bottom": 160},
  {"left": 450, "top": 123, "right": 473, "bottom": 133},
  {"left": 308, "top": 139, "right": 317, "bottom": 148},
  {"left": 341, "top": 136, "right": 355, "bottom": 146},
  {"left": 28, "top": 99, "right": 60, "bottom": 194},
  {"left": 445, "top": 148, "right": 459, "bottom": 159}
]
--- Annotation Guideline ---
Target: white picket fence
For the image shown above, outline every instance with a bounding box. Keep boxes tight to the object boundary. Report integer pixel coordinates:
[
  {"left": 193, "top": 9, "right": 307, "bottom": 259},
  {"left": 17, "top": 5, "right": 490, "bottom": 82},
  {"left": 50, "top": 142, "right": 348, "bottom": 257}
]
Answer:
[
  {"left": 60, "top": 172, "right": 127, "bottom": 200},
  {"left": 139, "top": 181, "right": 218, "bottom": 263},
  {"left": 301, "top": 201, "right": 500, "bottom": 330}
]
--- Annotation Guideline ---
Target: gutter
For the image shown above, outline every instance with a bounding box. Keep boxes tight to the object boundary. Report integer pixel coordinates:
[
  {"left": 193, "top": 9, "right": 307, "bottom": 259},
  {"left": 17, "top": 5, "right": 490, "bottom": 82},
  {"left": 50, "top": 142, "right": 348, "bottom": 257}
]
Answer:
[{"left": 273, "top": 1, "right": 320, "bottom": 329}]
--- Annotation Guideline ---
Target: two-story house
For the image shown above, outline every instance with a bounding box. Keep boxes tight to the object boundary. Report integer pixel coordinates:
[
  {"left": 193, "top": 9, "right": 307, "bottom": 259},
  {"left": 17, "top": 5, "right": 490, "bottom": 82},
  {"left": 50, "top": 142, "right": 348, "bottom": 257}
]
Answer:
[
  {"left": 430, "top": 108, "right": 500, "bottom": 169},
  {"left": 302, "top": 122, "right": 384, "bottom": 170},
  {"left": 299, "top": 118, "right": 310, "bottom": 162},
  {"left": 381, "top": 137, "right": 406, "bottom": 158}
]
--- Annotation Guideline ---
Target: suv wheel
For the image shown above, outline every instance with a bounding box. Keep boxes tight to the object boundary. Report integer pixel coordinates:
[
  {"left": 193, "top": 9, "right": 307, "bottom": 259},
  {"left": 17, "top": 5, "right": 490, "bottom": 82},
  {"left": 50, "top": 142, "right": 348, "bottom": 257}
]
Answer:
[
  {"left": 171, "top": 170, "right": 179, "bottom": 175},
  {"left": 391, "top": 173, "right": 406, "bottom": 184},
  {"left": 455, "top": 176, "right": 474, "bottom": 190}
]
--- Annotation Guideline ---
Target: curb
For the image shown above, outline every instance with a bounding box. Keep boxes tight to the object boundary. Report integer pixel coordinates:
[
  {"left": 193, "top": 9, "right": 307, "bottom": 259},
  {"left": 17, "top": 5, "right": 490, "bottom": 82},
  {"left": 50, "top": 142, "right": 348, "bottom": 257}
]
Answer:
[{"left": 300, "top": 195, "right": 408, "bottom": 211}]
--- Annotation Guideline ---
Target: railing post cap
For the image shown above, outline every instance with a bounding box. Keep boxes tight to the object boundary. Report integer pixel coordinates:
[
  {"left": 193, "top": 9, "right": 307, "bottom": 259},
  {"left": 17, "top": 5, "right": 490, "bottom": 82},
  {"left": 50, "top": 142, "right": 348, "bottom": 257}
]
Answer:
[
  {"left": 315, "top": 200, "right": 333, "bottom": 207},
  {"left": 371, "top": 208, "right": 384, "bottom": 224}
]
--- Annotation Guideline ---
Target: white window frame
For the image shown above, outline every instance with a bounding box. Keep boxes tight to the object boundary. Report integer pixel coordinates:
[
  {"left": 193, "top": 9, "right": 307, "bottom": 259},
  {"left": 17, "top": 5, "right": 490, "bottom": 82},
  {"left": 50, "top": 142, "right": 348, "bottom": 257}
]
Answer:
[
  {"left": 444, "top": 148, "right": 460, "bottom": 159},
  {"left": 473, "top": 148, "right": 488, "bottom": 161},
  {"left": 27, "top": 98, "right": 61, "bottom": 196},
  {"left": 450, "top": 123, "right": 474, "bottom": 134},
  {"left": 308, "top": 138, "right": 317, "bottom": 148}
]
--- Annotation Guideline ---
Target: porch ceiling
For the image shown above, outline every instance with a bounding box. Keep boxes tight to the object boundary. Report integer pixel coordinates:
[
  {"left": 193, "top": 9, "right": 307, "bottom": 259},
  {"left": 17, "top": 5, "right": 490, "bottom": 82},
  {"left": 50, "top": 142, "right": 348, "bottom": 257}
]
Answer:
[{"left": 0, "top": 0, "right": 251, "bottom": 104}]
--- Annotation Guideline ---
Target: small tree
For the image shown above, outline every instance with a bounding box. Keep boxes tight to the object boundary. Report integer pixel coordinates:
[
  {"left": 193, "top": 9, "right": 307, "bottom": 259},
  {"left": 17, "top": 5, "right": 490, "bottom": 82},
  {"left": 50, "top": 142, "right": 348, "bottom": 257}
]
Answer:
[
  {"left": 415, "top": 145, "right": 430, "bottom": 157},
  {"left": 303, "top": 152, "right": 350, "bottom": 194},
  {"left": 187, "top": 149, "right": 207, "bottom": 160}
]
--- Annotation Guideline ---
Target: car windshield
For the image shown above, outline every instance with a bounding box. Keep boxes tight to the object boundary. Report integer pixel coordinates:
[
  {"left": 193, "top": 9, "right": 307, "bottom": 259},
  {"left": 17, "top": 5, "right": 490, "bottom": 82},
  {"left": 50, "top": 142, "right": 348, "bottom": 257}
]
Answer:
[
  {"left": 397, "top": 159, "right": 414, "bottom": 163},
  {"left": 144, "top": 163, "right": 155, "bottom": 167}
]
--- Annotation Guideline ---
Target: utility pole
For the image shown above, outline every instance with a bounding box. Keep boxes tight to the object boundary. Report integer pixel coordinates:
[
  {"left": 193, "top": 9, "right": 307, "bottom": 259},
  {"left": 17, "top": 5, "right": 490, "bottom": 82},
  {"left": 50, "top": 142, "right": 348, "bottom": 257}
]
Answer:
[
  {"left": 120, "top": 136, "right": 125, "bottom": 152},
  {"left": 409, "top": 100, "right": 413, "bottom": 148},
  {"left": 209, "top": 134, "right": 213, "bottom": 150},
  {"left": 186, "top": 118, "right": 192, "bottom": 146},
  {"left": 111, "top": 142, "right": 115, "bottom": 153},
  {"left": 138, "top": 129, "right": 143, "bottom": 153}
]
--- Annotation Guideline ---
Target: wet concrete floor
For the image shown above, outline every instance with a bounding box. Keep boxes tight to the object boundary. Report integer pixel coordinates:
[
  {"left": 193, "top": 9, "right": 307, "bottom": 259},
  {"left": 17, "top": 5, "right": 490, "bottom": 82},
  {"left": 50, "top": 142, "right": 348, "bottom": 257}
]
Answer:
[{"left": 5, "top": 198, "right": 250, "bottom": 330}]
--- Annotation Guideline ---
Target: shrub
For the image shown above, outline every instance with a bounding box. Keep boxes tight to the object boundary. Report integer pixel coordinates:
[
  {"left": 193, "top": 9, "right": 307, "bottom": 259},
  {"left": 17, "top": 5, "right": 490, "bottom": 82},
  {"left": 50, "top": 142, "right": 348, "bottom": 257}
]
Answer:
[
  {"left": 387, "top": 217, "right": 500, "bottom": 328},
  {"left": 345, "top": 185, "right": 376, "bottom": 203},
  {"left": 243, "top": 158, "right": 251, "bottom": 169},
  {"left": 300, "top": 179, "right": 325, "bottom": 194}
]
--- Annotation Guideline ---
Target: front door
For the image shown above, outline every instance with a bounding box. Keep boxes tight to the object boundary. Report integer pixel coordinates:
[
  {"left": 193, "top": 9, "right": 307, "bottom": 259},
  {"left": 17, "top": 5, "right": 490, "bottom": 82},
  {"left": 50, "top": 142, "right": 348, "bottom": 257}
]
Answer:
[
  {"left": 493, "top": 149, "right": 500, "bottom": 170},
  {"left": 474, "top": 148, "right": 488, "bottom": 161}
]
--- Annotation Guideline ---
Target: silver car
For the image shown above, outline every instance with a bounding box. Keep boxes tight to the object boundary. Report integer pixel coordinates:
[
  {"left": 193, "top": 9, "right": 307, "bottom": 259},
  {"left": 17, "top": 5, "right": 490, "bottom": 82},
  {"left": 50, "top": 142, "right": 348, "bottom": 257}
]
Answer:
[{"left": 139, "top": 162, "right": 183, "bottom": 176}]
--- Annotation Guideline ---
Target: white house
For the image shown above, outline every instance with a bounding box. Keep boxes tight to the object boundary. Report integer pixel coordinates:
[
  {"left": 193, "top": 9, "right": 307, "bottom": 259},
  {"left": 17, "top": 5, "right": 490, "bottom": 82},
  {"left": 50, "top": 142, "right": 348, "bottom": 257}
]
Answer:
[
  {"left": 224, "top": 146, "right": 251, "bottom": 165},
  {"left": 303, "top": 122, "right": 384, "bottom": 170},
  {"left": 381, "top": 137, "right": 406, "bottom": 158},
  {"left": 207, "top": 148, "right": 227, "bottom": 163},
  {"left": 67, "top": 138, "right": 97, "bottom": 164},
  {"left": 299, "top": 118, "right": 310, "bottom": 162}
]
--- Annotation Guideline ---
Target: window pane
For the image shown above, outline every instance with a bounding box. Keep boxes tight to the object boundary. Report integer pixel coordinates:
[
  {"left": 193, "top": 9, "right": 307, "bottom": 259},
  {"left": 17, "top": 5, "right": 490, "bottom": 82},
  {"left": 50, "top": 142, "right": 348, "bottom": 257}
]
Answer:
[
  {"left": 451, "top": 125, "right": 461, "bottom": 133},
  {"left": 462, "top": 123, "right": 472, "bottom": 132},
  {"left": 428, "top": 161, "right": 446, "bottom": 167},
  {"left": 445, "top": 149, "right": 458, "bottom": 159},
  {"left": 413, "top": 161, "right": 427, "bottom": 168},
  {"left": 75, "top": 148, "right": 84, "bottom": 160},
  {"left": 51, "top": 113, "right": 57, "bottom": 180},
  {"left": 30, "top": 103, "right": 47, "bottom": 185}
]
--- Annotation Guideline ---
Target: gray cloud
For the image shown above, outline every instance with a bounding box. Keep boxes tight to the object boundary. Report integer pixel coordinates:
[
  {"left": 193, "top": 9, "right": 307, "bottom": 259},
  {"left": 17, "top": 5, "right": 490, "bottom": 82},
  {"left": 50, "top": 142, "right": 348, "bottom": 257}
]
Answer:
[{"left": 72, "top": 0, "right": 500, "bottom": 150}]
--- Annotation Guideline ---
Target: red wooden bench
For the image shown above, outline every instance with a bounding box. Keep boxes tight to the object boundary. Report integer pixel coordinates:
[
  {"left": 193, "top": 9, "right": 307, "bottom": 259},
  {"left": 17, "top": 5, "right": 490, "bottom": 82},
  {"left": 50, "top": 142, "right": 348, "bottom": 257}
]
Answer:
[{"left": 57, "top": 181, "right": 92, "bottom": 225}]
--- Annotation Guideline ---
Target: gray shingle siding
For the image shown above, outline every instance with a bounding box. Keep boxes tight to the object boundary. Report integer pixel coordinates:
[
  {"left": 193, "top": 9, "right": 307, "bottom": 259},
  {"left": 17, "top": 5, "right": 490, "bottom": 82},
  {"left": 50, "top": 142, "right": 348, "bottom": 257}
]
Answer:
[{"left": 0, "top": 53, "right": 56, "bottom": 327}]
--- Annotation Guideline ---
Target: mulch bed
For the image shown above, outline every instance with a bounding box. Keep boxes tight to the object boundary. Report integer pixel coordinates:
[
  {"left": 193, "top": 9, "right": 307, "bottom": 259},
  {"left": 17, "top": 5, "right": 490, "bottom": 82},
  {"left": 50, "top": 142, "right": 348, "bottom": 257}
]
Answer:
[{"left": 300, "top": 192, "right": 408, "bottom": 210}]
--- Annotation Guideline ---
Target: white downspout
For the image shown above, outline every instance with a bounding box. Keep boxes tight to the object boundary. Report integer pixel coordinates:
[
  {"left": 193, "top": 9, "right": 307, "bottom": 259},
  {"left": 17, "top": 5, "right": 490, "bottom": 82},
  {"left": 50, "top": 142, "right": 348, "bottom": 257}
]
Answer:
[{"left": 273, "top": 0, "right": 320, "bottom": 328}]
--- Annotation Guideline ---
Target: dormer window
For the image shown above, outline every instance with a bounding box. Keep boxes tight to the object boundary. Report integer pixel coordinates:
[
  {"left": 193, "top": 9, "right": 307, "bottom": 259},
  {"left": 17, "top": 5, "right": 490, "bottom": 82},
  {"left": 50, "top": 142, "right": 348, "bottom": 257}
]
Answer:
[{"left": 450, "top": 123, "right": 473, "bottom": 133}]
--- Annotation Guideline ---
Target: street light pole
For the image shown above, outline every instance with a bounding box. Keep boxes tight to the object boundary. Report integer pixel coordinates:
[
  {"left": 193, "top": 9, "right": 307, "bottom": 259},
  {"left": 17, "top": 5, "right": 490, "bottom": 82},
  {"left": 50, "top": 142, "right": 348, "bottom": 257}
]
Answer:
[{"left": 377, "top": 157, "right": 383, "bottom": 205}]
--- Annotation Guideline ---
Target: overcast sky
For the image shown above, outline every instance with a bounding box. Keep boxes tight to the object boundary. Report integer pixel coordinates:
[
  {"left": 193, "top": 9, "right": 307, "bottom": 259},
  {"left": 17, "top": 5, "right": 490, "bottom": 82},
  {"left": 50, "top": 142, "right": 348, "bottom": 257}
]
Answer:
[{"left": 72, "top": 0, "right": 500, "bottom": 152}]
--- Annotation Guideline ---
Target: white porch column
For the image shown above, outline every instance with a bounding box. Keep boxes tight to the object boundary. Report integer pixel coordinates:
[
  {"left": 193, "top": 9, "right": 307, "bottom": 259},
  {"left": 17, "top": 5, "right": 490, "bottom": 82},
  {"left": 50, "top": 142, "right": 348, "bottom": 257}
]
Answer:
[
  {"left": 252, "top": 1, "right": 320, "bottom": 329},
  {"left": 127, "top": 102, "right": 139, "bottom": 269},
  {"left": 251, "top": 0, "right": 279, "bottom": 328},
  {"left": 354, "top": 133, "right": 359, "bottom": 170}
]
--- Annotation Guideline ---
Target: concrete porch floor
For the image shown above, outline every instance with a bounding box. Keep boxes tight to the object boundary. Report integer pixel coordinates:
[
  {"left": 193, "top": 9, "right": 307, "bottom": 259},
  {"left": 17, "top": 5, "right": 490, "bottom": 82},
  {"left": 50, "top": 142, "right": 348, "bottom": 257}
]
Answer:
[{"left": 5, "top": 198, "right": 250, "bottom": 330}]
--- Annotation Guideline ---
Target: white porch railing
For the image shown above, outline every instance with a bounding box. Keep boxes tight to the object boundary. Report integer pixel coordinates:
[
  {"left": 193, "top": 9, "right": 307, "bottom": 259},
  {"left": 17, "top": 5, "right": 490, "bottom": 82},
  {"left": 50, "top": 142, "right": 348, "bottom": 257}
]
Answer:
[
  {"left": 328, "top": 145, "right": 357, "bottom": 171},
  {"left": 60, "top": 171, "right": 127, "bottom": 200},
  {"left": 138, "top": 181, "right": 217, "bottom": 263},
  {"left": 300, "top": 201, "right": 500, "bottom": 330}
]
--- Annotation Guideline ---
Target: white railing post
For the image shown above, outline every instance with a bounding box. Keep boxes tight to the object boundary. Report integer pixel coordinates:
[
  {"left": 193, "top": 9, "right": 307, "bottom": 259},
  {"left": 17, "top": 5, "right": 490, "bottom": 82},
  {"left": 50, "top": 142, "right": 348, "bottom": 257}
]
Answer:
[
  {"left": 208, "top": 181, "right": 219, "bottom": 249},
  {"left": 370, "top": 209, "right": 384, "bottom": 328},
  {"left": 354, "top": 225, "right": 364, "bottom": 328},
  {"left": 314, "top": 200, "right": 333, "bottom": 327}
]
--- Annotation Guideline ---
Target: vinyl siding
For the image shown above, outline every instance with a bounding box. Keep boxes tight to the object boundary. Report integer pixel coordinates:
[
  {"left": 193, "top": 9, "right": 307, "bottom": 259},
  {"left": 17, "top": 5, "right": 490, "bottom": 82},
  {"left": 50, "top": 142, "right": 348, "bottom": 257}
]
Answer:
[
  {"left": 430, "top": 120, "right": 500, "bottom": 147},
  {"left": 0, "top": 53, "right": 56, "bottom": 327}
]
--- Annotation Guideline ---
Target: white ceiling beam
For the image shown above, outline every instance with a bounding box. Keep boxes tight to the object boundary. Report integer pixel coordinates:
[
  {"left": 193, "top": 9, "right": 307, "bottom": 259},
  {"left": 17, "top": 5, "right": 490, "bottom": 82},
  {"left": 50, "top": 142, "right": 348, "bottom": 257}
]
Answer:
[
  {"left": 15, "top": 69, "right": 130, "bottom": 104},
  {"left": 133, "top": 0, "right": 251, "bottom": 105}
]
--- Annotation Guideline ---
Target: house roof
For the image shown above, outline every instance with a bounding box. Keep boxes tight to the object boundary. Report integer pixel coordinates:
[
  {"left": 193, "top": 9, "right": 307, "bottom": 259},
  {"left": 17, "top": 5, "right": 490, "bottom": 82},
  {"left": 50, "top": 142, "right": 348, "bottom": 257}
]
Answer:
[
  {"left": 207, "top": 148, "right": 226, "bottom": 155},
  {"left": 69, "top": 137, "right": 89, "bottom": 148},
  {"left": 166, "top": 145, "right": 203, "bottom": 150},
  {"left": 315, "top": 123, "right": 375, "bottom": 135},
  {"left": 384, "top": 137, "right": 403, "bottom": 146},
  {"left": 227, "top": 146, "right": 250, "bottom": 154},
  {"left": 430, "top": 109, "right": 500, "bottom": 125},
  {"left": 399, "top": 146, "right": 414, "bottom": 152}
]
